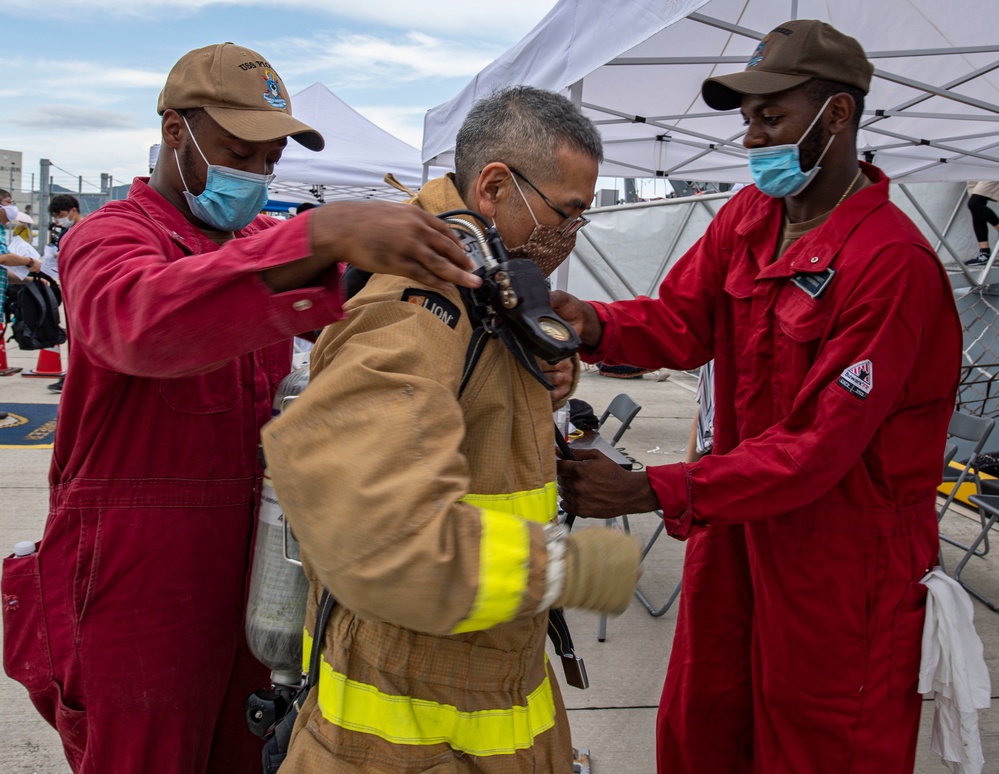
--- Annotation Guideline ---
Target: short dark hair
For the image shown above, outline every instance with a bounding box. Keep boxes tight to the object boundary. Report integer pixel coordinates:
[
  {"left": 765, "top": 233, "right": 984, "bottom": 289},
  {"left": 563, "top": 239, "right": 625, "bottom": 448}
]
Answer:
[
  {"left": 806, "top": 78, "right": 866, "bottom": 132},
  {"left": 177, "top": 107, "right": 208, "bottom": 130},
  {"left": 49, "top": 194, "right": 80, "bottom": 215},
  {"left": 0, "top": 188, "right": 10, "bottom": 200},
  {"left": 295, "top": 202, "right": 319, "bottom": 214},
  {"left": 453, "top": 86, "right": 603, "bottom": 199}
]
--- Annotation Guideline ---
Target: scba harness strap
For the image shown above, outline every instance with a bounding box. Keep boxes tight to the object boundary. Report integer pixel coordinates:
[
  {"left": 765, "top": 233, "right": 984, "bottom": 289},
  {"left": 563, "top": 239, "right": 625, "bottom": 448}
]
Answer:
[
  {"left": 456, "top": 286, "right": 588, "bottom": 690},
  {"left": 457, "top": 284, "right": 553, "bottom": 396}
]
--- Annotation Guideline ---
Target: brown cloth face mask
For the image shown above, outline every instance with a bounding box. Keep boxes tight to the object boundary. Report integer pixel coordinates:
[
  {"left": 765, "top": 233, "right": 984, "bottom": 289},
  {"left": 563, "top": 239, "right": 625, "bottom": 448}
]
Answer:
[
  {"left": 507, "top": 175, "right": 578, "bottom": 277},
  {"left": 507, "top": 225, "right": 577, "bottom": 277}
]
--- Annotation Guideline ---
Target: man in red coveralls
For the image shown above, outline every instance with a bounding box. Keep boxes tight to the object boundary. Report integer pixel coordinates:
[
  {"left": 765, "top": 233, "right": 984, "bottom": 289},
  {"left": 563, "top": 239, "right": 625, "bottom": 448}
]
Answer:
[
  {"left": 1, "top": 43, "right": 478, "bottom": 774},
  {"left": 555, "top": 20, "right": 962, "bottom": 774}
]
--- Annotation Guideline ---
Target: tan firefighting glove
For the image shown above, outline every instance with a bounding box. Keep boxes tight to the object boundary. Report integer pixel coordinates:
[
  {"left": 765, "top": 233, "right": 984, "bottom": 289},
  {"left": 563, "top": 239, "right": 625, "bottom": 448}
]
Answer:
[{"left": 556, "top": 527, "right": 641, "bottom": 615}]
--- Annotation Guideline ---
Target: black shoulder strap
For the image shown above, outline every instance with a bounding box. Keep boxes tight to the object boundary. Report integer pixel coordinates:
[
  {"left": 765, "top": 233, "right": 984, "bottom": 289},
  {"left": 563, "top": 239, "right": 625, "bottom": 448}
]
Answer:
[
  {"left": 456, "top": 286, "right": 553, "bottom": 396},
  {"left": 304, "top": 589, "right": 336, "bottom": 693}
]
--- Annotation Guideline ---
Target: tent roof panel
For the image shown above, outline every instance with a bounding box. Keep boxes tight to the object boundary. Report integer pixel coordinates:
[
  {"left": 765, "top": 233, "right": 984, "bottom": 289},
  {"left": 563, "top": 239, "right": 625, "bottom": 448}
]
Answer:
[
  {"left": 275, "top": 82, "right": 436, "bottom": 195},
  {"left": 423, "top": 0, "right": 999, "bottom": 183}
]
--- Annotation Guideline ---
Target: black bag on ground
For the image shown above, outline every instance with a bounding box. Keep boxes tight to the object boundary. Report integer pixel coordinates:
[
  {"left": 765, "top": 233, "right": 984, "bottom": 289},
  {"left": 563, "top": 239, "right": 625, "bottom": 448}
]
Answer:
[
  {"left": 976, "top": 452, "right": 999, "bottom": 478},
  {"left": 568, "top": 398, "right": 600, "bottom": 432},
  {"left": 8, "top": 282, "right": 67, "bottom": 350}
]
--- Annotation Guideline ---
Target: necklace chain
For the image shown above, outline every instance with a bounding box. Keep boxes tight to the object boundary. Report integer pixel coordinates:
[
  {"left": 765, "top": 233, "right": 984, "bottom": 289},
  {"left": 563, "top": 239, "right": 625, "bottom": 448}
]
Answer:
[{"left": 836, "top": 169, "right": 863, "bottom": 208}]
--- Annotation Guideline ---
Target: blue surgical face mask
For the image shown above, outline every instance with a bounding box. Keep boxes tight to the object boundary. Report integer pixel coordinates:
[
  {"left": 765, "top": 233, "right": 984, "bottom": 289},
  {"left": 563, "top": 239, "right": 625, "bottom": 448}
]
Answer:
[
  {"left": 747, "top": 96, "right": 835, "bottom": 198},
  {"left": 175, "top": 116, "right": 274, "bottom": 231}
]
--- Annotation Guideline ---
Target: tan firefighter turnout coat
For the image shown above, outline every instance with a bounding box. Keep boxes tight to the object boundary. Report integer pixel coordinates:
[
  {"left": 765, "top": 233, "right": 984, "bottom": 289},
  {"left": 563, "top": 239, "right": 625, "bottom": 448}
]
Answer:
[{"left": 261, "top": 174, "right": 575, "bottom": 773}]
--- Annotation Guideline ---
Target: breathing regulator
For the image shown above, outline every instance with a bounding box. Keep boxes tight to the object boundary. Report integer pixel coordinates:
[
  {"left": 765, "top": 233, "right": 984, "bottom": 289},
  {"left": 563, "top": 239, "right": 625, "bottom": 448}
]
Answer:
[{"left": 439, "top": 209, "right": 580, "bottom": 364}]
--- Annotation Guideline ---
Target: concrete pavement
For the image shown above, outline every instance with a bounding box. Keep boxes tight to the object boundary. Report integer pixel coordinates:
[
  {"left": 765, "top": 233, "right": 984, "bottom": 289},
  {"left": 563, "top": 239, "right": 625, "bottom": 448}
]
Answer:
[{"left": 0, "top": 343, "right": 995, "bottom": 773}]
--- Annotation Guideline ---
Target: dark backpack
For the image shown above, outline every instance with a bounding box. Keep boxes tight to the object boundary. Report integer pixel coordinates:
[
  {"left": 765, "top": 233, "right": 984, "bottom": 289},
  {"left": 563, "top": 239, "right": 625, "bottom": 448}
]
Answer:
[{"left": 8, "top": 282, "right": 67, "bottom": 350}]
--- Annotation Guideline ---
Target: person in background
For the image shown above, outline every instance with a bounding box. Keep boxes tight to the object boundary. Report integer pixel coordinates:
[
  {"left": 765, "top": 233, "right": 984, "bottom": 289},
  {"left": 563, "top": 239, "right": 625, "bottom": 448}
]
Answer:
[
  {"left": 0, "top": 192, "right": 43, "bottom": 401},
  {"left": 965, "top": 180, "right": 999, "bottom": 266},
  {"left": 262, "top": 86, "right": 641, "bottom": 774},
  {"left": 0, "top": 189, "right": 42, "bottom": 279},
  {"left": 43, "top": 194, "right": 84, "bottom": 393},
  {"left": 554, "top": 20, "right": 961, "bottom": 773},
  {"left": 49, "top": 194, "right": 83, "bottom": 235},
  {"left": 10, "top": 211, "right": 36, "bottom": 246},
  {"left": 1, "top": 42, "right": 478, "bottom": 774}
]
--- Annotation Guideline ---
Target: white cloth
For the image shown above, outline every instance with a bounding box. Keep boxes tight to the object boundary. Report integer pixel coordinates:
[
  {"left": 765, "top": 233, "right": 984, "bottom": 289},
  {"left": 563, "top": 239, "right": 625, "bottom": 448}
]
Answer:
[{"left": 918, "top": 567, "right": 991, "bottom": 774}]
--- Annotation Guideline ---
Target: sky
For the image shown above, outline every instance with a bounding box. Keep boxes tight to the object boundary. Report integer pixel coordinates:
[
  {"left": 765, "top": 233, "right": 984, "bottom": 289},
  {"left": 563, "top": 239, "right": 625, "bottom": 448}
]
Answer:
[{"left": 6, "top": 1, "right": 560, "bottom": 196}]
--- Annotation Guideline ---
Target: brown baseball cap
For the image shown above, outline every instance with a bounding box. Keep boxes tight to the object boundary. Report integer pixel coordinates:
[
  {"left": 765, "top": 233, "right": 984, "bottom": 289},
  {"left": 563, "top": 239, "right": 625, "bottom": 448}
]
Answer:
[
  {"left": 702, "top": 20, "right": 873, "bottom": 111},
  {"left": 157, "top": 43, "right": 324, "bottom": 151}
]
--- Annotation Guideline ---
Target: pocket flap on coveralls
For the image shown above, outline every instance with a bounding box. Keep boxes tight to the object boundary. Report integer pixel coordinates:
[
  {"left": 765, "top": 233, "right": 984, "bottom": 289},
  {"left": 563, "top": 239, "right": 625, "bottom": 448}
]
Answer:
[
  {"left": 2, "top": 549, "right": 53, "bottom": 694},
  {"left": 775, "top": 288, "right": 830, "bottom": 343}
]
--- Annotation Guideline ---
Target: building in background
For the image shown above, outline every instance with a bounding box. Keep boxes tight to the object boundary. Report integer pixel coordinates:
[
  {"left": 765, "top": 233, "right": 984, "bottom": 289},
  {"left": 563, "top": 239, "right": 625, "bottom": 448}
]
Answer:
[{"left": 0, "top": 150, "right": 22, "bottom": 193}]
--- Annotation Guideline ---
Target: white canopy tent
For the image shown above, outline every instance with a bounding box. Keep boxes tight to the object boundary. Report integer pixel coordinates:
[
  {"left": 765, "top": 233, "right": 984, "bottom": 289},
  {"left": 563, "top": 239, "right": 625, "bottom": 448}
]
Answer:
[
  {"left": 272, "top": 83, "right": 437, "bottom": 204},
  {"left": 423, "top": 0, "right": 999, "bottom": 185},
  {"left": 422, "top": 0, "right": 999, "bottom": 417}
]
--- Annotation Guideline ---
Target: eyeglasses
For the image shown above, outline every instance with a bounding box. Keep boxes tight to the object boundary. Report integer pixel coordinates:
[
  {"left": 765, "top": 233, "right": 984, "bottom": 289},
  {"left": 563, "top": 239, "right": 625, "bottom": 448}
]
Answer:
[{"left": 507, "top": 166, "right": 589, "bottom": 236}]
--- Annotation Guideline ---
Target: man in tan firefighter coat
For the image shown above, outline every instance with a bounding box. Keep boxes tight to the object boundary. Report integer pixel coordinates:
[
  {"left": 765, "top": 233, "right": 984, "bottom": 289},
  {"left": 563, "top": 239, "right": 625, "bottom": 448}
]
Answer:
[{"left": 262, "top": 86, "right": 642, "bottom": 773}]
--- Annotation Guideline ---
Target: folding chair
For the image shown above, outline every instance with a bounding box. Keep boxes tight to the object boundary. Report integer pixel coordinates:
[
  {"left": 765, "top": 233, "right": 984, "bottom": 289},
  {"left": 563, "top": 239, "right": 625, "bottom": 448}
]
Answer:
[
  {"left": 959, "top": 494, "right": 999, "bottom": 612},
  {"left": 633, "top": 511, "right": 682, "bottom": 618},
  {"left": 597, "top": 393, "right": 642, "bottom": 445},
  {"left": 938, "top": 411, "right": 995, "bottom": 561},
  {"left": 594, "top": 394, "right": 641, "bottom": 642}
]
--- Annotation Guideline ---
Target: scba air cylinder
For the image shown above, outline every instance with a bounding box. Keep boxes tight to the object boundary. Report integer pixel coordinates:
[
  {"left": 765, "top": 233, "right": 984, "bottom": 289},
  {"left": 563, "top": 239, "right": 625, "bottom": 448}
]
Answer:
[{"left": 246, "top": 365, "right": 310, "bottom": 687}]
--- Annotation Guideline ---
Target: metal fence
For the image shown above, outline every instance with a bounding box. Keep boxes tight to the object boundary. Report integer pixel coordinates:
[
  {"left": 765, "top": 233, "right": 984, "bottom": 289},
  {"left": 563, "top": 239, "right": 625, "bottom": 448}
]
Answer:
[{"left": 10, "top": 158, "right": 126, "bottom": 251}]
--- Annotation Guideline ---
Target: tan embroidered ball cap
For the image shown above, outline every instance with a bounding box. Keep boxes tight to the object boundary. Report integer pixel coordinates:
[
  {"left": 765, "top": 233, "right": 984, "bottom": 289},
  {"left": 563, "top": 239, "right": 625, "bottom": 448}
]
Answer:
[
  {"left": 157, "top": 42, "right": 324, "bottom": 151},
  {"left": 702, "top": 20, "right": 874, "bottom": 111}
]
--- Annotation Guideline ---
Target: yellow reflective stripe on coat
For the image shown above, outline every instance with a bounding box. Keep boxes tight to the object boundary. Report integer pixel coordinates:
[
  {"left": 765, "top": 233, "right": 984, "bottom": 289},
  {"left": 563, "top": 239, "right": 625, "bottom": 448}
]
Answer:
[
  {"left": 450, "top": 483, "right": 557, "bottom": 634},
  {"left": 461, "top": 481, "right": 557, "bottom": 525},
  {"left": 299, "top": 485, "right": 556, "bottom": 658},
  {"left": 313, "top": 652, "right": 557, "bottom": 755}
]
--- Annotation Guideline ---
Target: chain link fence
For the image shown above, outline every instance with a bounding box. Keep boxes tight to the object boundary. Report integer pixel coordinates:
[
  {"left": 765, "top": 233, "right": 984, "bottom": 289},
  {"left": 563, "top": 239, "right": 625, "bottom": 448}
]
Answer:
[
  {"left": 957, "top": 288, "right": 999, "bottom": 418},
  {"left": 7, "top": 161, "right": 126, "bottom": 251}
]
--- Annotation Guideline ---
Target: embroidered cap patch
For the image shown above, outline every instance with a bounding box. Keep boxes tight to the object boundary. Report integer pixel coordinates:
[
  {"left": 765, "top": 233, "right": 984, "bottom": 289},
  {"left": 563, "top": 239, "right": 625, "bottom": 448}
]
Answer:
[{"left": 837, "top": 359, "right": 873, "bottom": 400}]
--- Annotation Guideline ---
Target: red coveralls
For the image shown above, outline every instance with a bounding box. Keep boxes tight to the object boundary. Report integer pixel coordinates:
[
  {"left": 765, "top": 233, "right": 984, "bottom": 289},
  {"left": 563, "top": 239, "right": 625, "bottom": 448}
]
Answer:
[
  {"left": 1, "top": 178, "right": 344, "bottom": 773},
  {"left": 586, "top": 165, "right": 962, "bottom": 773}
]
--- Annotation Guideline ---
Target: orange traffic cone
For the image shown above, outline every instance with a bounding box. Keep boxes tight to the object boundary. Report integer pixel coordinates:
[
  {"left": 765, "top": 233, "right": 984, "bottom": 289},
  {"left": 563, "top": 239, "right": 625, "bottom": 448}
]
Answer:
[
  {"left": 0, "top": 331, "right": 22, "bottom": 376},
  {"left": 23, "top": 346, "right": 66, "bottom": 378}
]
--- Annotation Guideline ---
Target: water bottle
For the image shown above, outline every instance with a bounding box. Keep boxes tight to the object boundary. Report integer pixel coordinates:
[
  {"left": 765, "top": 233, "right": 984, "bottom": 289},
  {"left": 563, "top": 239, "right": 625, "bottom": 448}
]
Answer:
[
  {"left": 554, "top": 405, "right": 571, "bottom": 441},
  {"left": 13, "top": 541, "right": 36, "bottom": 558}
]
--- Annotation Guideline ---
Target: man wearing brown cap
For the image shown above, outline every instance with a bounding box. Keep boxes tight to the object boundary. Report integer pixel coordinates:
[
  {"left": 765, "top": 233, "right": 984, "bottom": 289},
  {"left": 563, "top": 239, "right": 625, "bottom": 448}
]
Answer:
[
  {"left": 554, "top": 20, "right": 961, "bottom": 773},
  {"left": 1, "top": 43, "right": 478, "bottom": 774}
]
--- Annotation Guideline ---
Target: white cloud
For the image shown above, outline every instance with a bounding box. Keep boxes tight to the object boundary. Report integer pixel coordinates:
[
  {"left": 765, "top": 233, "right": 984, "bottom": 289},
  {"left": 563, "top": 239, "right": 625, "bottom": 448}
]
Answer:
[
  {"left": 5, "top": 105, "right": 139, "bottom": 131},
  {"left": 10, "top": 58, "right": 166, "bottom": 107},
  {"left": 9, "top": 2, "right": 559, "bottom": 182},
  {"left": 13, "top": 126, "right": 161, "bottom": 191},
  {"left": 276, "top": 31, "right": 499, "bottom": 86},
  {"left": 20, "top": 1, "right": 557, "bottom": 36}
]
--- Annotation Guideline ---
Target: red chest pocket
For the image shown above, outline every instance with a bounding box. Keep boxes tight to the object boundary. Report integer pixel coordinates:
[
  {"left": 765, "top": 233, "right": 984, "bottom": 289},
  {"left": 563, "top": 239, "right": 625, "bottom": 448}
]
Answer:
[{"left": 774, "top": 285, "right": 832, "bottom": 412}]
